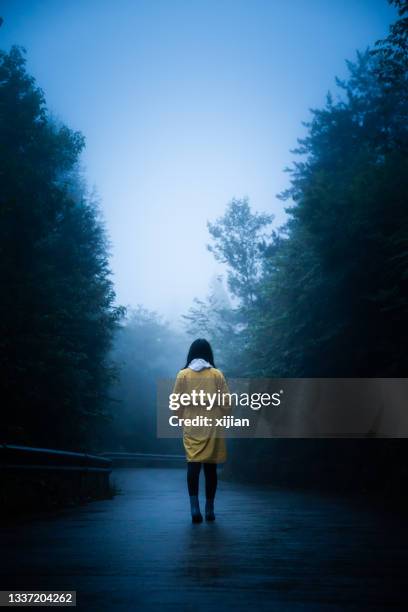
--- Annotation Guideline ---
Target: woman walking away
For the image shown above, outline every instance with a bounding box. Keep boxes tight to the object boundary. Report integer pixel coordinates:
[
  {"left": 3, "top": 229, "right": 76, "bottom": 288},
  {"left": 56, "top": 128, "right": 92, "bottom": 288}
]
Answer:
[{"left": 172, "top": 339, "right": 231, "bottom": 523}]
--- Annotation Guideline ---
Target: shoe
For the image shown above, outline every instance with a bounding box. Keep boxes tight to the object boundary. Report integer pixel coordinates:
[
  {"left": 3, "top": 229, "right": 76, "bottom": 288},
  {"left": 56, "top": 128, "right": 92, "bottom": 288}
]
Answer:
[
  {"left": 190, "top": 495, "right": 202, "bottom": 523},
  {"left": 205, "top": 499, "right": 215, "bottom": 521},
  {"left": 192, "top": 512, "right": 203, "bottom": 524}
]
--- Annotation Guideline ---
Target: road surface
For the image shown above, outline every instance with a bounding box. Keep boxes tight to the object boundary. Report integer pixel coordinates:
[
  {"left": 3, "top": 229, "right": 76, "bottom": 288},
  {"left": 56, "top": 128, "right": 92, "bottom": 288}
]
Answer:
[{"left": 1, "top": 467, "right": 407, "bottom": 611}]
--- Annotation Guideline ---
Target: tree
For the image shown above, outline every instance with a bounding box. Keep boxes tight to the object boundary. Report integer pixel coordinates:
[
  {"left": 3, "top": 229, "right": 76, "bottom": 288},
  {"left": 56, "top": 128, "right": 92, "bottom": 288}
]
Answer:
[
  {"left": 186, "top": 200, "right": 273, "bottom": 375},
  {"left": 207, "top": 198, "right": 273, "bottom": 307},
  {"left": 0, "top": 46, "right": 124, "bottom": 449},
  {"left": 374, "top": 0, "right": 408, "bottom": 85},
  {"left": 183, "top": 275, "right": 242, "bottom": 373},
  {"left": 246, "top": 37, "right": 408, "bottom": 377}
]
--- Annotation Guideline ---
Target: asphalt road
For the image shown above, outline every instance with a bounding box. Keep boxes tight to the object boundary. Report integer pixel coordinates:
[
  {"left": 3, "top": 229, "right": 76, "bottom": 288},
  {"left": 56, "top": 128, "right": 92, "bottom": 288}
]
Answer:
[{"left": 1, "top": 467, "right": 407, "bottom": 611}]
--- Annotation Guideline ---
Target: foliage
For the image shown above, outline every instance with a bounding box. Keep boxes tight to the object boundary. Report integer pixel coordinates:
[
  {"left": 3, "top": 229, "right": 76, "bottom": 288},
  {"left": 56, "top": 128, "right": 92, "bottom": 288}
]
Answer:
[
  {"left": 207, "top": 198, "right": 273, "bottom": 307},
  {"left": 204, "top": 8, "right": 408, "bottom": 378},
  {"left": 0, "top": 46, "right": 124, "bottom": 449},
  {"left": 185, "top": 200, "right": 273, "bottom": 374}
]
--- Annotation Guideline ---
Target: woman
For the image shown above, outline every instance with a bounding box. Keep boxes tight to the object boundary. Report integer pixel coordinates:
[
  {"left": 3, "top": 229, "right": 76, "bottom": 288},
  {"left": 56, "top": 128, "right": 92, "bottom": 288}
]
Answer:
[{"left": 172, "top": 338, "right": 230, "bottom": 523}]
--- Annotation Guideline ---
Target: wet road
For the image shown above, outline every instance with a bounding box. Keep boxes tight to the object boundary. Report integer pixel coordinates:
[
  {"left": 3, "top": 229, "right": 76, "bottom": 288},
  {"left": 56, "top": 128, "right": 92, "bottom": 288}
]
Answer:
[{"left": 1, "top": 467, "right": 407, "bottom": 611}]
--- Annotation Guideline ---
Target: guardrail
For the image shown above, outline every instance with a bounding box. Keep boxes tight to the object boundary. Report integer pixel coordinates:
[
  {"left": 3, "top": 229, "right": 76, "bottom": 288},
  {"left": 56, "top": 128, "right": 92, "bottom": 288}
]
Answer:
[
  {"left": 0, "top": 444, "right": 112, "bottom": 516},
  {"left": 101, "top": 451, "right": 185, "bottom": 467},
  {"left": 0, "top": 446, "right": 186, "bottom": 516},
  {"left": 1, "top": 444, "right": 112, "bottom": 471}
]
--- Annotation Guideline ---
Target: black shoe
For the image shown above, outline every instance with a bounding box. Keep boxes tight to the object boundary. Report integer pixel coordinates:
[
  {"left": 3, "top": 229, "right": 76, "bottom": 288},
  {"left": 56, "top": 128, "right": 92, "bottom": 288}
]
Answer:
[
  {"left": 205, "top": 500, "right": 215, "bottom": 521},
  {"left": 205, "top": 510, "right": 215, "bottom": 522},
  {"left": 192, "top": 512, "right": 203, "bottom": 524}
]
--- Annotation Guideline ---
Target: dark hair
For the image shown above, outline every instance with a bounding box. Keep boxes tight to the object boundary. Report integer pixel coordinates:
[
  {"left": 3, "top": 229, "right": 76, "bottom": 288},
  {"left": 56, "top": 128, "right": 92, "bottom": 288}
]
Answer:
[{"left": 184, "top": 338, "right": 215, "bottom": 369}]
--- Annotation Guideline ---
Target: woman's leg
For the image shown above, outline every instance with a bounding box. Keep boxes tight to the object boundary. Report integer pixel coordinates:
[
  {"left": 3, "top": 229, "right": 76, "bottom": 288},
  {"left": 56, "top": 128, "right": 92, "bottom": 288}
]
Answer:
[
  {"left": 187, "top": 462, "right": 202, "bottom": 522},
  {"left": 203, "top": 463, "right": 217, "bottom": 521},
  {"left": 187, "top": 461, "right": 201, "bottom": 495}
]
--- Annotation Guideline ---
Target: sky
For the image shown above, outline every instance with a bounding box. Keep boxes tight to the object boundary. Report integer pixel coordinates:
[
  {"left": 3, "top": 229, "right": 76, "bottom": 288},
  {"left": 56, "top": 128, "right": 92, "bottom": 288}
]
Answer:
[{"left": 0, "top": 0, "right": 396, "bottom": 323}]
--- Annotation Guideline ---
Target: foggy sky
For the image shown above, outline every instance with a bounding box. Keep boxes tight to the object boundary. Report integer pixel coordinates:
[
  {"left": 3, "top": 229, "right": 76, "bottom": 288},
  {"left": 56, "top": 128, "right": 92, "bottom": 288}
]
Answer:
[{"left": 1, "top": 0, "right": 396, "bottom": 322}]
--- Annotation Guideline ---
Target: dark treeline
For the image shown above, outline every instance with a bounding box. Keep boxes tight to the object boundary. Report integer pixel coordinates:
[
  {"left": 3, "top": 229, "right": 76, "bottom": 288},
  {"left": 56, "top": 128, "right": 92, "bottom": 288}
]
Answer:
[
  {"left": 0, "top": 44, "right": 186, "bottom": 454},
  {"left": 185, "top": 1, "right": 408, "bottom": 492},
  {"left": 0, "top": 47, "right": 124, "bottom": 450},
  {"left": 188, "top": 4, "right": 408, "bottom": 378}
]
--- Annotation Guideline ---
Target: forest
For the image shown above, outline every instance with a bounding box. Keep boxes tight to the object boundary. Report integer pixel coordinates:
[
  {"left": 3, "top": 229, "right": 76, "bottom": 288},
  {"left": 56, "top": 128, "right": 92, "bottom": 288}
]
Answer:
[{"left": 1, "top": 0, "right": 407, "bottom": 491}]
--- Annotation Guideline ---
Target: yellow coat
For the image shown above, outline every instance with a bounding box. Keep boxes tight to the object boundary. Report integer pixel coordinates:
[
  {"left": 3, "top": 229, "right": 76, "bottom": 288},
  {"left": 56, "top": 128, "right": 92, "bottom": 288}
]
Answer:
[{"left": 172, "top": 367, "right": 230, "bottom": 463}]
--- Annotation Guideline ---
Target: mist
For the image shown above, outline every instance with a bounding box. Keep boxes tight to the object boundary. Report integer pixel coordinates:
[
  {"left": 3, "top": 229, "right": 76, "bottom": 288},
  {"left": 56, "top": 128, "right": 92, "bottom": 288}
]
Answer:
[{"left": 0, "top": 0, "right": 395, "bottom": 321}]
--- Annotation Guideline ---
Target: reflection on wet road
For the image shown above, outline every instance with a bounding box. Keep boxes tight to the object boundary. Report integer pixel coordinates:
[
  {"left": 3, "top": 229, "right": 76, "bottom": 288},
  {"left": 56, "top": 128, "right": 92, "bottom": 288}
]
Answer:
[{"left": 1, "top": 468, "right": 407, "bottom": 611}]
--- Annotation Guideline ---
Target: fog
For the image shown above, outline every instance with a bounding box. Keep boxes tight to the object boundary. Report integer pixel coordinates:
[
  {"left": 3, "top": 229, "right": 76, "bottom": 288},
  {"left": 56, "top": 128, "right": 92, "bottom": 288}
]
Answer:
[{"left": 1, "top": 0, "right": 395, "bottom": 322}]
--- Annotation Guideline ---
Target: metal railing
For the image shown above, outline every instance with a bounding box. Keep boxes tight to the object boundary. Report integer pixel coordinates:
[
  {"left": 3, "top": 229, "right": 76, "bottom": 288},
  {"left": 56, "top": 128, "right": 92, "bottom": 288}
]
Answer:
[
  {"left": 0, "top": 444, "right": 112, "bottom": 515},
  {"left": 100, "top": 451, "right": 185, "bottom": 467},
  {"left": 0, "top": 445, "right": 187, "bottom": 516},
  {"left": 0, "top": 444, "right": 112, "bottom": 472}
]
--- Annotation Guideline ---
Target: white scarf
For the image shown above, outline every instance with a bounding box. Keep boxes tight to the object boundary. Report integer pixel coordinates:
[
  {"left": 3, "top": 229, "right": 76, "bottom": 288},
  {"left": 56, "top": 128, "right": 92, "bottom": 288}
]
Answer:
[{"left": 188, "top": 358, "right": 212, "bottom": 372}]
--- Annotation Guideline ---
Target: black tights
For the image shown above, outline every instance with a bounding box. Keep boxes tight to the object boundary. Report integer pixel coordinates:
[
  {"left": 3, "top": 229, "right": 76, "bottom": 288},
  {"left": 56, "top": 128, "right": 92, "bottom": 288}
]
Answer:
[{"left": 187, "top": 462, "right": 217, "bottom": 499}]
